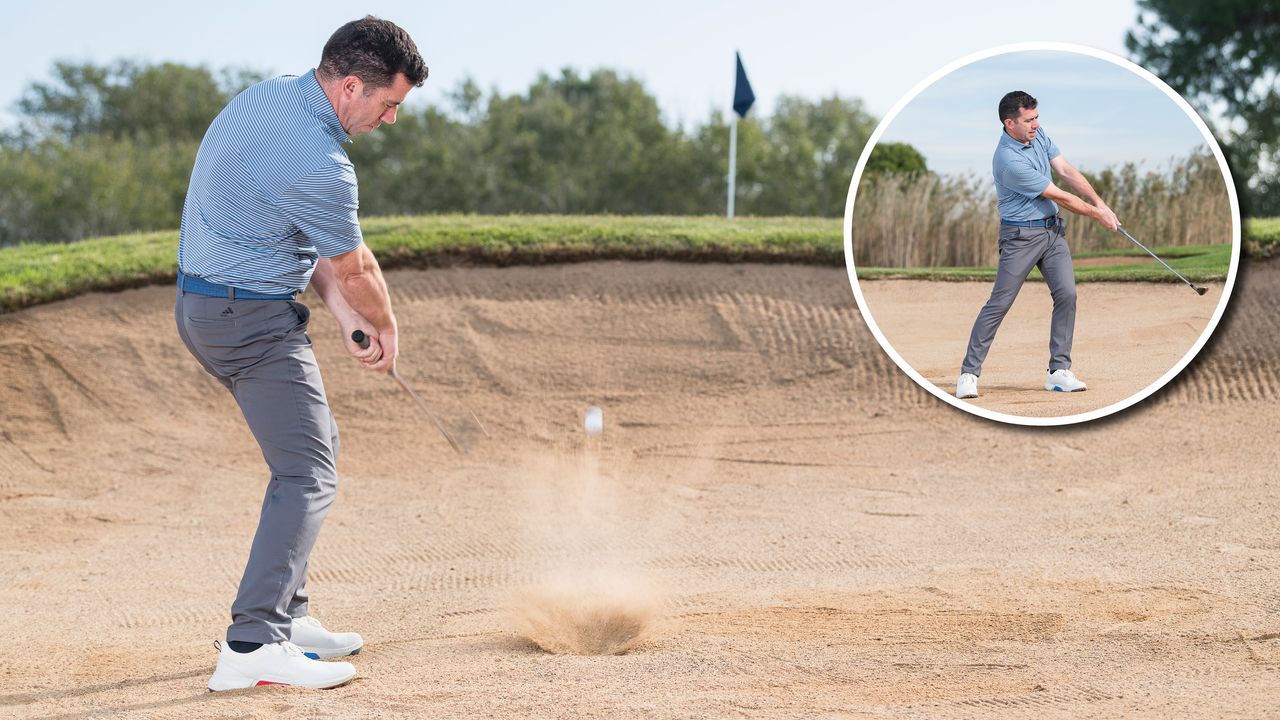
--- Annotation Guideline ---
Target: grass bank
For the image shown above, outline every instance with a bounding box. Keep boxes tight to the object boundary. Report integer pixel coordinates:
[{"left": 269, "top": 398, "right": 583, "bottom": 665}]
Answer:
[
  {"left": 0, "top": 214, "right": 1271, "bottom": 314},
  {"left": 0, "top": 215, "right": 841, "bottom": 313}
]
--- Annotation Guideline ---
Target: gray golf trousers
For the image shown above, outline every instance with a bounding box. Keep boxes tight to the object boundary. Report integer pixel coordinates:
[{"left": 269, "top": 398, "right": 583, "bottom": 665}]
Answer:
[
  {"left": 961, "top": 219, "right": 1077, "bottom": 376},
  {"left": 175, "top": 290, "right": 339, "bottom": 645}
]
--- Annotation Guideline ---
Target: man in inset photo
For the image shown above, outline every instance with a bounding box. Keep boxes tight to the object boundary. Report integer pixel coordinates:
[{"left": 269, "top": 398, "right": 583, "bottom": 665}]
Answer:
[{"left": 956, "top": 90, "right": 1119, "bottom": 400}]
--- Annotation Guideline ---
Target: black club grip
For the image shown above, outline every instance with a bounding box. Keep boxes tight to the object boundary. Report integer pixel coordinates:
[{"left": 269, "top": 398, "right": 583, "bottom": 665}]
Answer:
[{"left": 351, "top": 330, "right": 370, "bottom": 349}]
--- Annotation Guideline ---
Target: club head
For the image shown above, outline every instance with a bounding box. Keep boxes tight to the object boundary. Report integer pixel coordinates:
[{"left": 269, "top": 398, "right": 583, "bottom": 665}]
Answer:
[{"left": 1195, "top": 286, "right": 1208, "bottom": 296}]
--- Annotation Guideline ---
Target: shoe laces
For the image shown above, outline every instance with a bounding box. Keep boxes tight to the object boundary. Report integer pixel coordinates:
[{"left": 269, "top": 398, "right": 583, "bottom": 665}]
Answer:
[
  {"left": 279, "top": 641, "right": 306, "bottom": 658},
  {"left": 293, "top": 616, "right": 323, "bottom": 630},
  {"left": 1058, "top": 369, "right": 1077, "bottom": 379}
]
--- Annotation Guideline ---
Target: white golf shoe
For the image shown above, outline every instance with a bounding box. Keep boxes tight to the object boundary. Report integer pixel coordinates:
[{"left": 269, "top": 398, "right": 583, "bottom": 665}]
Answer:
[
  {"left": 207, "top": 640, "right": 356, "bottom": 691},
  {"left": 1044, "top": 368, "right": 1087, "bottom": 392},
  {"left": 290, "top": 615, "right": 364, "bottom": 659},
  {"left": 956, "top": 373, "right": 979, "bottom": 399}
]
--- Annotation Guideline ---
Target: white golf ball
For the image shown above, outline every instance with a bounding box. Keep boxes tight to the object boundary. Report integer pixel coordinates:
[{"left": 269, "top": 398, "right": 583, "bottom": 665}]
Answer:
[{"left": 584, "top": 406, "right": 603, "bottom": 435}]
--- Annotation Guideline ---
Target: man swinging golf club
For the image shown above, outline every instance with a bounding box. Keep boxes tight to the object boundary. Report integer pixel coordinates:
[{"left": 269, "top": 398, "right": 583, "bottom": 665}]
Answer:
[
  {"left": 174, "top": 17, "right": 426, "bottom": 690},
  {"left": 956, "top": 91, "right": 1119, "bottom": 400}
]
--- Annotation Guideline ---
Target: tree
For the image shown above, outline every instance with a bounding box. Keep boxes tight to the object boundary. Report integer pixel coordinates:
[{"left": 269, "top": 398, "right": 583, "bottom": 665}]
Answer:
[
  {"left": 743, "top": 95, "right": 877, "bottom": 216},
  {"left": 1126, "top": 0, "right": 1280, "bottom": 215},
  {"left": 15, "top": 60, "right": 262, "bottom": 143},
  {"left": 1, "top": 60, "right": 261, "bottom": 244},
  {"left": 864, "top": 142, "right": 928, "bottom": 177}
]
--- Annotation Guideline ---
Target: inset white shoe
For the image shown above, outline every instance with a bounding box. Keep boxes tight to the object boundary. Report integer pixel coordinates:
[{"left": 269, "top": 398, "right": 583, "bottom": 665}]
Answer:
[
  {"left": 291, "top": 616, "right": 364, "bottom": 659},
  {"left": 1044, "top": 368, "right": 1087, "bottom": 392},
  {"left": 956, "top": 373, "right": 979, "bottom": 399},
  {"left": 207, "top": 640, "right": 356, "bottom": 691}
]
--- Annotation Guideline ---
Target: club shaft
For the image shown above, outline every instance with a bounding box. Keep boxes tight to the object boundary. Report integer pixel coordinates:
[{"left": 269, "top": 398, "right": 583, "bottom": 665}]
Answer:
[
  {"left": 392, "top": 369, "right": 463, "bottom": 454},
  {"left": 351, "top": 330, "right": 468, "bottom": 453},
  {"left": 1117, "top": 227, "right": 1199, "bottom": 290}
]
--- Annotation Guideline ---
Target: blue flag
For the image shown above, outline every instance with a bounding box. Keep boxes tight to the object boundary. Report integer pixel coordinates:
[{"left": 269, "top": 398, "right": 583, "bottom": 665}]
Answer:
[{"left": 733, "top": 52, "right": 755, "bottom": 118}]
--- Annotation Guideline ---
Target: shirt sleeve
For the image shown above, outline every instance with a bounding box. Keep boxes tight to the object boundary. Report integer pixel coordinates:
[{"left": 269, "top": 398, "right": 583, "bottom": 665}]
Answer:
[
  {"left": 998, "top": 157, "right": 1053, "bottom": 199},
  {"left": 1042, "top": 129, "right": 1061, "bottom": 161},
  {"left": 278, "top": 162, "right": 364, "bottom": 258}
]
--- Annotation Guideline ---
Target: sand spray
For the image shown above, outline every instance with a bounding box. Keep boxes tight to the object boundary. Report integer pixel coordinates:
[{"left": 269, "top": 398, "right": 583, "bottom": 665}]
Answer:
[{"left": 509, "top": 406, "right": 665, "bottom": 654}]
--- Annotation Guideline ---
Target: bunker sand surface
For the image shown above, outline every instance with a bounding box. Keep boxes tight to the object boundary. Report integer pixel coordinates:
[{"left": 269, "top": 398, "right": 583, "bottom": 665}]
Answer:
[
  {"left": 0, "top": 261, "right": 1277, "bottom": 718},
  {"left": 858, "top": 278, "right": 1222, "bottom": 418}
]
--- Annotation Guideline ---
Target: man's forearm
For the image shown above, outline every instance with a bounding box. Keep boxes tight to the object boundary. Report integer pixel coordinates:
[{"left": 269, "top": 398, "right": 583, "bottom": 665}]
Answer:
[
  {"left": 1059, "top": 167, "right": 1105, "bottom": 207},
  {"left": 333, "top": 246, "right": 396, "bottom": 334},
  {"left": 310, "top": 258, "right": 359, "bottom": 325},
  {"left": 1052, "top": 189, "right": 1103, "bottom": 221}
]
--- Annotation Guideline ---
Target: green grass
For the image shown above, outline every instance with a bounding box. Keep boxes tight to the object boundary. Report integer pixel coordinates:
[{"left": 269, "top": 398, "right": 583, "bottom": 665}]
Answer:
[
  {"left": 0, "top": 215, "right": 842, "bottom": 313},
  {"left": 1246, "top": 217, "right": 1280, "bottom": 257},
  {"left": 856, "top": 243, "right": 1234, "bottom": 283}
]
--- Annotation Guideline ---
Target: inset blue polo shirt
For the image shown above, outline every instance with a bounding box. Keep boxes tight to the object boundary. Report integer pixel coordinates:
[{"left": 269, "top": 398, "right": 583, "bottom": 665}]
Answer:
[
  {"left": 178, "top": 70, "right": 363, "bottom": 295},
  {"left": 992, "top": 128, "right": 1061, "bottom": 222}
]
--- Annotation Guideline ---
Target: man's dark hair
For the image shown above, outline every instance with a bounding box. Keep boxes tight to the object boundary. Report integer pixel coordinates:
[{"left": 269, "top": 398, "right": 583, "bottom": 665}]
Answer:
[
  {"left": 318, "top": 16, "right": 428, "bottom": 89},
  {"left": 998, "top": 91, "right": 1037, "bottom": 123}
]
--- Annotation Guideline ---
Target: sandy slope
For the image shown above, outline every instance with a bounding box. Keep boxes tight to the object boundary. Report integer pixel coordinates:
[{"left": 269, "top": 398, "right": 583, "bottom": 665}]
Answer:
[{"left": 0, "top": 260, "right": 1277, "bottom": 719}]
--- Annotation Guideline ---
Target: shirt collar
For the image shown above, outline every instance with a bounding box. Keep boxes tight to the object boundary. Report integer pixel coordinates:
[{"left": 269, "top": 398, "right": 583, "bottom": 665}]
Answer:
[
  {"left": 999, "top": 129, "right": 1032, "bottom": 149},
  {"left": 299, "top": 70, "right": 350, "bottom": 144}
]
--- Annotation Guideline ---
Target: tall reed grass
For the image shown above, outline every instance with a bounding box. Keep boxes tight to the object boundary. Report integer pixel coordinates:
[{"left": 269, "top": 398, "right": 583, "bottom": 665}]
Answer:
[{"left": 851, "top": 152, "right": 1232, "bottom": 267}]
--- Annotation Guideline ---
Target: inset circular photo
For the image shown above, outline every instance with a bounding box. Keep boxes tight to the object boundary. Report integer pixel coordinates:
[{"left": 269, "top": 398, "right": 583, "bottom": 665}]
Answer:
[{"left": 843, "top": 42, "right": 1240, "bottom": 426}]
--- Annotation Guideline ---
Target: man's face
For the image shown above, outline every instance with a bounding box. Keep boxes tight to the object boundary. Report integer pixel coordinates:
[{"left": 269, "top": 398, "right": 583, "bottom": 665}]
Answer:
[
  {"left": 1003, "top": 106, "right": 1040, "bottom": 144},
  {"left": 337, "top": 73, "right": 415, "bottom": 136}
]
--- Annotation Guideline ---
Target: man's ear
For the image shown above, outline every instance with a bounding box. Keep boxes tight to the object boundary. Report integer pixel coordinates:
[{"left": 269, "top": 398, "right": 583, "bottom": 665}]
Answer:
[{"left": 342, "top": 76, "right": 362, "bottom": 97}]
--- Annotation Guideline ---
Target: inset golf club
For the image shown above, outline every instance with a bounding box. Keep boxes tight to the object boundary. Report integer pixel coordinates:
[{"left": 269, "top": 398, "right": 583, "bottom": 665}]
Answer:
[{"left": 1116, "top": 225, "right": 1209, "bottom": 296}]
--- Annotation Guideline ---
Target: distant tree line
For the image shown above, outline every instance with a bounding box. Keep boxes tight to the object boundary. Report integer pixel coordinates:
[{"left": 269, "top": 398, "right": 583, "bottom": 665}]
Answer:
[{"left": 0, "top": 61, "right": 909, "bottom": 246}]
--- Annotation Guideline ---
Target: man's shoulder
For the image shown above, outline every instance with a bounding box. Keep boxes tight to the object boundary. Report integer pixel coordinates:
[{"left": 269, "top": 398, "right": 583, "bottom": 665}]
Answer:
[
  {"left": 992, "top": 133, "right": 1025, "bottom": 166},
  {"left": 218, "top": 75, "right": 350, "bottom": 186},
  {"left": 1034, "top": 128, "right": 1060, "bottom": 157},
  {"left": 225, "top": 74, "right": 301, "bottom": 110}
]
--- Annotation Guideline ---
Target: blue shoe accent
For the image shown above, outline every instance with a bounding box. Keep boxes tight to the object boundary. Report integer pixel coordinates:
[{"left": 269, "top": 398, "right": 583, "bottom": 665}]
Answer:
[
  {"left": 304, "top": 651, "right": 320, "bottom": 660},
  {"left": 1051, "top": 386, "right": 1064, "bottom": 392}
]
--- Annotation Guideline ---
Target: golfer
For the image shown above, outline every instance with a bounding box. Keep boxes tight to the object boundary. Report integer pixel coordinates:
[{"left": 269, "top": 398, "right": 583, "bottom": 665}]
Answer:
[
  {"left": 174, "top": 17, "right": 426, "bottom": 691},
  {"left": 956, "top": 91, "right": 1119, "bottom": 399}
]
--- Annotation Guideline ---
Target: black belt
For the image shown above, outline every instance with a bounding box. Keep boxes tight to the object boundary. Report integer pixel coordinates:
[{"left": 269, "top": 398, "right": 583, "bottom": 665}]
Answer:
[
  {"left": 177, "top": 271, "right": 296, "bottom": 300},
  {"left": 1001, "top": 215, "right": 1061, "bottom": 228}
]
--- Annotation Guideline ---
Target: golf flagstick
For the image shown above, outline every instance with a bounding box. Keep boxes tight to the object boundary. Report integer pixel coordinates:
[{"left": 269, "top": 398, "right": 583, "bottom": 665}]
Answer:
[
  {"left": 351, "top": 330, "right": 464, "bottom": 455},
  {"left": 1116, "top": 225, "right": 1208, "bottom": 296}
]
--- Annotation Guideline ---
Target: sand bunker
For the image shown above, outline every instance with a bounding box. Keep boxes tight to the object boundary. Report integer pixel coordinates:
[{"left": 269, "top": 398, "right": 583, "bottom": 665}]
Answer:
[{"left": 1, "top": 261, "right": 1277, "bottom": 718}]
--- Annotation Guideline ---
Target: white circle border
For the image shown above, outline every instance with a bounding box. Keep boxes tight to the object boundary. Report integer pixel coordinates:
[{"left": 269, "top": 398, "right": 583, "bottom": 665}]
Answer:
[{"left": 842, "top": 41, "right": 1242, "bottom": 427}]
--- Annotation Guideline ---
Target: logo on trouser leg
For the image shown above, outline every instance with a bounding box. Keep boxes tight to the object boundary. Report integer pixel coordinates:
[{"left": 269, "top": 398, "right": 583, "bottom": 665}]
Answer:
[{"left": 221, "top": 307, "right": 234, "bottom": 316}]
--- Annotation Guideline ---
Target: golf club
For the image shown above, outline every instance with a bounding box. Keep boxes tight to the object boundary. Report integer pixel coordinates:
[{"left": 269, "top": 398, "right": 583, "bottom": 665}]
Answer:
[
  {"left": 352, "top": 330, "right": 464, "bottom": 455},
  {"left": 1116, "top": 225, "right": 1208, "bottom": 296}
]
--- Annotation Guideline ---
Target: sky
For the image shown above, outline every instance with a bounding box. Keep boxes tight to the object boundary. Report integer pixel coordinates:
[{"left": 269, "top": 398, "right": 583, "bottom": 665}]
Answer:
[
  {"left": 2, "top": 0, "right": 1144, "bottom": 133},
  {"left": 879, "top": 51, "right": 1211, "bottom": 176}
]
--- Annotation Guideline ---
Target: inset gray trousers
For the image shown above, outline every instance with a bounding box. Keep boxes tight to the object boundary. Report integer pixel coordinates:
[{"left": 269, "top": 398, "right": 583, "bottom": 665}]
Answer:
[
  {"left": 175, "top": 290, "right": 339, "bottom": 644},
  {"left": 961, "top": 219, "right": 1077, "bottom": 376}
]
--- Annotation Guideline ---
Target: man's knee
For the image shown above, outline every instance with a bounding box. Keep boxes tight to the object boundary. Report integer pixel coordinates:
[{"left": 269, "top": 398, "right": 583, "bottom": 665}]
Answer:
[
  {"left": 1052, "top": 283, "right": 1077, "bottom": 307},
  {"left": 273, "top": 471, "right": 338, "bottom": 495},
  {"left": 982, "top": 289, "right": 1017, "bottom": 318}
]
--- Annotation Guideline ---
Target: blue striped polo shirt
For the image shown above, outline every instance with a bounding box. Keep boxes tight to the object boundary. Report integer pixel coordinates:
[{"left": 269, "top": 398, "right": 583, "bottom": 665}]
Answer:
[
  {"left": 992, "top": 127, "right": 1062, "bottom": 222},
  {"left": 178, "top": 70, "right": 363, "bottom": 295}
]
